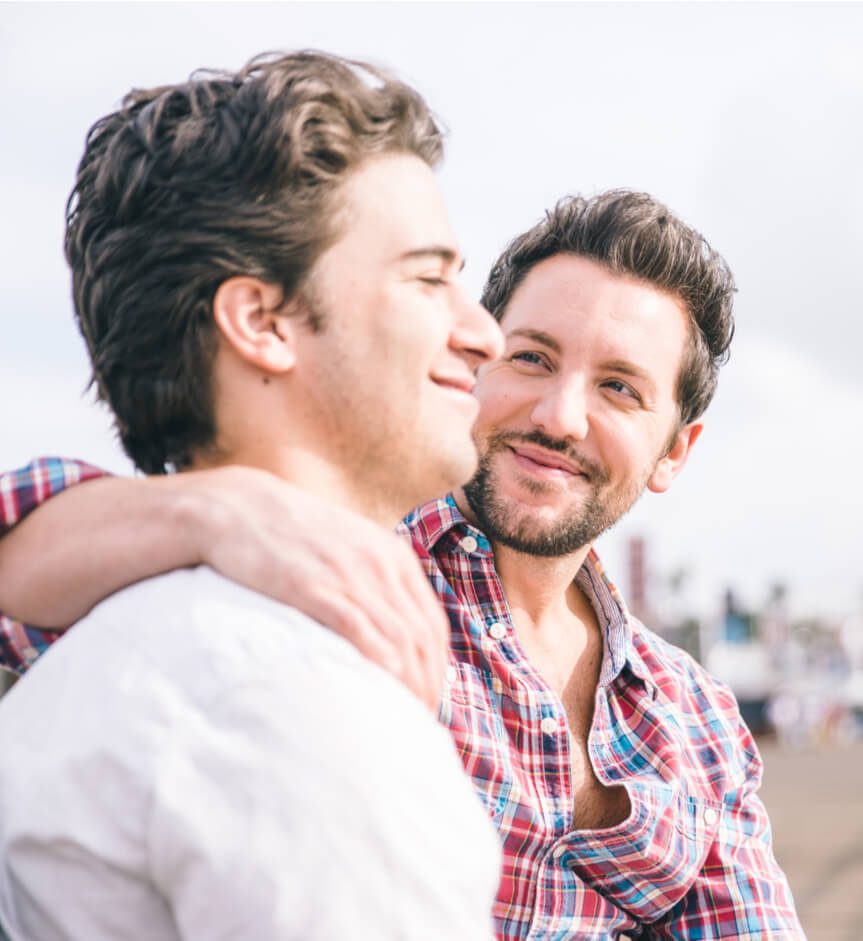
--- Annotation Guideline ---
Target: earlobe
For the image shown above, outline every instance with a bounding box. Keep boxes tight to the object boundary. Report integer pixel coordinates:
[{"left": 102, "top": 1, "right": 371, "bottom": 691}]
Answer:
[
  {"left": 213, "top": 277, "right": 297, "bottom": 374},
  {"left": 647, "top": 421, "right": 704, "bottom": 494}
]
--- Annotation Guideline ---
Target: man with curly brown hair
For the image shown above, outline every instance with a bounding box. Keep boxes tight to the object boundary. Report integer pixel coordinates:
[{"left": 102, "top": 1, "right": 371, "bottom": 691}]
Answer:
[{"left": 0, "top": 52, "right": 504, "bottom": 940}]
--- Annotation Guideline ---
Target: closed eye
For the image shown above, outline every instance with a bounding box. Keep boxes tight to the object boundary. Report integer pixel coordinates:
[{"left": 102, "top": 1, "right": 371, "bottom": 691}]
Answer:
[{"left": 419, "top": 276, "right": 449, "bottom": 288}]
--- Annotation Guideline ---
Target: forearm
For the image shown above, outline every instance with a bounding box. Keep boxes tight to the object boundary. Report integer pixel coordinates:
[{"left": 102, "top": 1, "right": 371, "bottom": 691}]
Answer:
[
  {"left": 0, "top": 458, "right": 449, "bottom": 707},
  {"left": 0, "top": 475, "right": 204, "bottom": 627}
]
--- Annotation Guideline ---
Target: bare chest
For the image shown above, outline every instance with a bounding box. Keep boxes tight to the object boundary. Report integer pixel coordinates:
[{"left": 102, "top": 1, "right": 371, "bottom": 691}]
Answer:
[
  {"left": 560, "top": 685, "right": 631, "bottom": 831},
  {"left": 521, "top": 628, "right": 630, "bottom": 831}
]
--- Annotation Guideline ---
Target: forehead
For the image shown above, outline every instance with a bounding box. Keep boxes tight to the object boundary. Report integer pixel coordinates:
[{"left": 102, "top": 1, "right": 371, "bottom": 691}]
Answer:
[
  {"left": 500, "top": 254, "right": 690, "bottom": 377},
  {"left": 334, "top": 153, "right": 457, "bottom": 259}
]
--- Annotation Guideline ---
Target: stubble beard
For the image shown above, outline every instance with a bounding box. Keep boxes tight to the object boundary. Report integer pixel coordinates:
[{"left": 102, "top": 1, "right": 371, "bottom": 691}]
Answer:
[{"left": 462, "top": 430, "right": 647, "bottom": 558}]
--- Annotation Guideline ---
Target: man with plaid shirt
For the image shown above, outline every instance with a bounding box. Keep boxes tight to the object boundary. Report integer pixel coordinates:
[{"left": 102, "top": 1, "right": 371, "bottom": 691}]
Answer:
[{"left": 0, "top": 192, "right": 804, "bottom": 938}]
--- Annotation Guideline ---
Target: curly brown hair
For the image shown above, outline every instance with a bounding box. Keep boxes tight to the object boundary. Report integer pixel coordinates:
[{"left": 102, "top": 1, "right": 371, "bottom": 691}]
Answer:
[
  {"left": 480, "top": 190, "right": 736, "bottom": 427},
  {"left": 66, "top": 51, "right": 444, "bottom": 473}
]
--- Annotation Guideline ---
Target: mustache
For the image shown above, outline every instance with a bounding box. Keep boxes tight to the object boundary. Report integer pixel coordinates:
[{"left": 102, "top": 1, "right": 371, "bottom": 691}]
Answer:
[{"left": 486, "top": 430, "right": 609, "bottom": 484}]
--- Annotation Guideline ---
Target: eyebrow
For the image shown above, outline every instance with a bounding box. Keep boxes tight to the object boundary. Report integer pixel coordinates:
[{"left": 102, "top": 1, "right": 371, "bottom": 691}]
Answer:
[
  {"left": 397, "top": 246, "right": 466, "bottom": 273},
  {"left": 507, "top": 328, "right": 561, "bottom": 353},
  {"left": 601, "top": 359, "right": 653, "bottom": 384}
]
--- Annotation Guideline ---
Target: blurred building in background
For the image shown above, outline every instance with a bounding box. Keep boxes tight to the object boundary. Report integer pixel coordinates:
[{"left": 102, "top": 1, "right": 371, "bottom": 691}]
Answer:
[{"left": 627, "top": 535, "right": 863, "bottom": 746}]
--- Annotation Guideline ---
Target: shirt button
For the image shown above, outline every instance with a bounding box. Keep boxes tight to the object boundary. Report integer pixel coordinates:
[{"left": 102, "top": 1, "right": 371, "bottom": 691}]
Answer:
[
  {"left": 460, "top": 535, "right": 478, "bottom": 553},
  {"left": 541, "top": 716, "right": 558, "bottom": 735},
  {"left": 445, "top": 665, "right": 457, "bottom": 684},
  {"left": 703, "top": 807, "right": 720, "bottom": 826},
  {"left": 488, "top": 622, "right": 507, "bottom": 641}
]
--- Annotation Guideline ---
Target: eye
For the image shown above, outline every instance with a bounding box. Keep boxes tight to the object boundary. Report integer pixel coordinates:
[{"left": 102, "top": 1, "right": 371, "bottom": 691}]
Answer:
[
  {"left": 511, "top": 350, "right": 547, "bottom": 367},
  {"left": 603, "top": 378, "right": 641, "bottom": 402},
  {"left": 419, "top": 276, "right": 448, "bottom": 288}
]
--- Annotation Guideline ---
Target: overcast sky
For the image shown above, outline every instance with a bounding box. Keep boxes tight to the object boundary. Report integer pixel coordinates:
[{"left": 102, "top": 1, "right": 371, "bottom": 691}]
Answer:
[{"left": 2, "top": 1, "right": 861, "bottom": 622}]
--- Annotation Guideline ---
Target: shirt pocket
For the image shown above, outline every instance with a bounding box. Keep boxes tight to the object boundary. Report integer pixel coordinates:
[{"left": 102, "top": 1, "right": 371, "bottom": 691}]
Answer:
[{"left": 565, "top": 785, "right": 723, "bottom": 923}]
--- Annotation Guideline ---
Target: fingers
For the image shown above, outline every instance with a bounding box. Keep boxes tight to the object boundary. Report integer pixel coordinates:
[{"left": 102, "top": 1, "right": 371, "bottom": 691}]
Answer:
[
  {"left": 395, "top": 548, "right": 450, "bottom": 709},
  {"left": 192, "top": 466, "right": 451, "bottom": 710},
  {"left": 357, "top": 538, "right": 449, "bottom": 710},
  {"left": 300, "top": 583, "right": 442, "bottom": 712},
  {"left": 300, "top": 527, "right": 448, "bottom": 711},
  {"left": 335, "top": 549, "right": 447, "bottom": 711},
  {"left": 246, "top": 532, "right": 448, "bottom": 711}
]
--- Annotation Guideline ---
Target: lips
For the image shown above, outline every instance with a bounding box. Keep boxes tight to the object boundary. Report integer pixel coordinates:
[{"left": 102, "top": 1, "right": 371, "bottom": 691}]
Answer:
[
  {"left": 431, "top": 374, "right": 476, "bottom": 395},
  {"left": 508, "top": 443, "right": 585, "bottom": 477}
]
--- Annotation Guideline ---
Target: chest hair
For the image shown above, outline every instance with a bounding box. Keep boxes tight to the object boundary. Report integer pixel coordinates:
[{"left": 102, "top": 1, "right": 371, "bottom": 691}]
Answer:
[{"left": 513, "top": 603, "right": 631, "bottom": 831}]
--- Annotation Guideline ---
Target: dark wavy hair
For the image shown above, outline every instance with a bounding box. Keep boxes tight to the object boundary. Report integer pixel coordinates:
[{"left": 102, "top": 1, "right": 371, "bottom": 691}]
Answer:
[
  {"left": 66, "top": 51, "right": 444, "bottom": 473},
  {"left": 481, "top": 190, "right": 736, "bottom": 427}
]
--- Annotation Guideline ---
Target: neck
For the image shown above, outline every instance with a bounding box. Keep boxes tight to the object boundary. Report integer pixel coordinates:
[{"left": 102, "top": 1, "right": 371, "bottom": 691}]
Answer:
[
  {"left": 199, "top": 357, "right": 412, "bottom": 530},
  {"left": 192, "top": 441, "right": 404, "bottom": 531},
  {"left": 454, "top": 487, "right": 591, "bottom": 626},
  {"left": 494, "top": 543, "right": 591, "bottom": 623}
]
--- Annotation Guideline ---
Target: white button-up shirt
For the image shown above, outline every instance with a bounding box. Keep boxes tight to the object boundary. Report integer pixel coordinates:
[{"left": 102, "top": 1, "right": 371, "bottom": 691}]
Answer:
[{"left": 0, "top": 568, "right": 500, "bottom": 940}]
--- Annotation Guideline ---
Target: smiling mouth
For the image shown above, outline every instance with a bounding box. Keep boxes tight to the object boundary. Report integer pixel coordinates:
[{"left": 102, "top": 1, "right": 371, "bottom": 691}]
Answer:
[
  {"left": 432, "top": 375, "right": 476, "bottom": 395},
  {"left": 507, "top": 444, "right": 587, "bottom": 478}
]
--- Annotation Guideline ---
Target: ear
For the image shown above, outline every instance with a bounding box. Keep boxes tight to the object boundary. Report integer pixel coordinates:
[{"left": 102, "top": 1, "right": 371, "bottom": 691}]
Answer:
[
  {"left": 647, "top": 420, "right": 704, "bottom": 494},
  {"left": 212, "top": 277, "right": 297, "bottom": 374}
]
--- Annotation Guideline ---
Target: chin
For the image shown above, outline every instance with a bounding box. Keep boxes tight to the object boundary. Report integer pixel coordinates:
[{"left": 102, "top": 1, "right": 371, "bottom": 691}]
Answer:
[
  {"left": 437, "top": 444, "right": 480, "bottom": 495},
  {"left": 396, "top": 445, "right": 477, "bottom": 511}
]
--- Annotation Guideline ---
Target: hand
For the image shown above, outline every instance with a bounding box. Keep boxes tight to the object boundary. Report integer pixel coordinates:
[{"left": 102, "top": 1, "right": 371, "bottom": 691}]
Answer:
[{"left": 178, "top": 466, "right": 449, "bottom": 711}]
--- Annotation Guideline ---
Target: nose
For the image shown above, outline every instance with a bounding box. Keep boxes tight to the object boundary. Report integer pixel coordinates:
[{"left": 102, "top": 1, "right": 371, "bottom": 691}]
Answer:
[
  {"left": 449, "top": 286, "right": 504, "bottom": 370},
  {"left": 529, "top": 375, "right": 590, "bottom": 442}
]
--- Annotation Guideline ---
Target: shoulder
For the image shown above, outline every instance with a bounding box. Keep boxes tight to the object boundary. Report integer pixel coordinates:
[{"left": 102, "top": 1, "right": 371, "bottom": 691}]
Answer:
[
  {"left": 4, "top": 568, "right": 469, "bottom": 779},
  {"left": 82, "top": 567, "right": 352, "bottom": 669},
  {"left": 0, "top": 568, "right": 399, "bottom": 739},
  {"left": 69, "top": 568, "right": 436, "bottom": 718},
  {"left": 633, "top": 622, "right": 741, "bottom": 721},
  {"left": 0, "top": 566, "right": 482, "bottom": 817}
]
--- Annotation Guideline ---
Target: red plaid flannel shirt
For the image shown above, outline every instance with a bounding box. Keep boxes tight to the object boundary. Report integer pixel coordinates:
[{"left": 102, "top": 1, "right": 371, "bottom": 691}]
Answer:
[{"left": 400, "top": 496, "right": 803, "bottom": 939}]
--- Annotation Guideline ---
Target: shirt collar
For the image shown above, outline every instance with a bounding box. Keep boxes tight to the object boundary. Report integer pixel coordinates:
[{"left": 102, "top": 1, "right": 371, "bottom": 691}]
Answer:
[
  {"left": 401, "top": 494, "right": 655, "bottom": 690},
  {"left": 576, "top": 549, "right": 654, "bottom": 691},
  {"left": 399, "top": 494, "right": 493, "bottom": 554}
]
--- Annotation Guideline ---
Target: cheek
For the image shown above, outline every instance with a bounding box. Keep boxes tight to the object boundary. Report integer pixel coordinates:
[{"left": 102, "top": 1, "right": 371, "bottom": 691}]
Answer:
[
  {"left": 474, "top": 373, "right": 526, "bottom": 422},
  {"left": 410, "top": 324, "right": 455, "bottom": 377},
  {"left": 590, "top": 417, "right": 646, "bottom": 474},
  {"left": 472, "top": 397, "right": 509, "bottom": 443}
]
